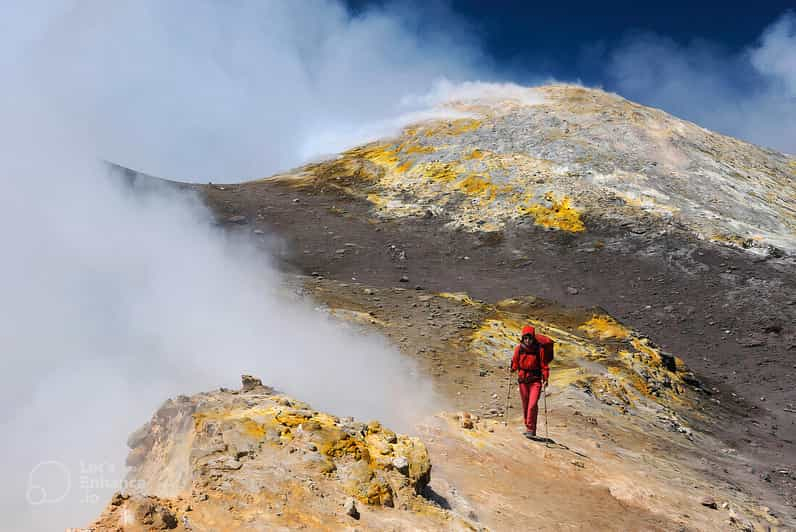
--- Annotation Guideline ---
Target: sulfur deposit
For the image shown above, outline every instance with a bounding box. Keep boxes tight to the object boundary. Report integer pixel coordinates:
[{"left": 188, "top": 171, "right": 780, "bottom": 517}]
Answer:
[
  {"left": 92, "top": 376, "right": 469, "bottom": 531},
  {"left": 274, "top": 84, "right": 795, "bottom": 255}
]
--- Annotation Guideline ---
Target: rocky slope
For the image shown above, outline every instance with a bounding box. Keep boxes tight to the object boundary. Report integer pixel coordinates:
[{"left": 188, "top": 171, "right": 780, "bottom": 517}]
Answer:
[
  {"left": 92, "top": 375, "right": 464, "bottom": 531},
  {"left": 305, "top": 279, "right": 791, "bottom": 530},
  {"left": 93, "top": 288, "right": 789, "bottom": 530},
  {"left": 102, "top": 83, "right": 796, "bottom": 530},
  {"left": 274, "top": 84, "right": 795, "bottom": 256},
  {"left": 197, "top": 84, "right": 794, "bottom": 448}
]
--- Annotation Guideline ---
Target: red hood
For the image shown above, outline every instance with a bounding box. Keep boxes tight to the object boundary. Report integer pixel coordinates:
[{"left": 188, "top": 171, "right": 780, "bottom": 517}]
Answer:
[{"left": 521, "top": 325, "right": 535, "bottom": 337}]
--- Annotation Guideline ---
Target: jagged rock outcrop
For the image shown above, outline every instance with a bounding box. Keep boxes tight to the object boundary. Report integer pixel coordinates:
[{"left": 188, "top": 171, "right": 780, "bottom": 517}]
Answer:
[{"left": 92, "top": 376, "right": 461, "bottom": 531}]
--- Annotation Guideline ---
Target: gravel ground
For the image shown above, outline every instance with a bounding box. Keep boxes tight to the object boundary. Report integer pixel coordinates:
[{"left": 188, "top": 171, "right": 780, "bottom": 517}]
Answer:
[{"left": 199, "top": 179, "right": 796, "bottom": 514}]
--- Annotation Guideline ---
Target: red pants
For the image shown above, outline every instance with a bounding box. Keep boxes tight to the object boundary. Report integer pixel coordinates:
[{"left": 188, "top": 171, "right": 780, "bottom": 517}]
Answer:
[{"left": 519, "top": 380, "right": 543, "bottom": 433}]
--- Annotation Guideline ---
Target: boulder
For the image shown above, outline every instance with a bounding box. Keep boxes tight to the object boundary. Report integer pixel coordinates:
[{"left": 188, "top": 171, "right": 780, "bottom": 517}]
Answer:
[{"left": 241, "top": 374, "right": 265, "bottom": 392}]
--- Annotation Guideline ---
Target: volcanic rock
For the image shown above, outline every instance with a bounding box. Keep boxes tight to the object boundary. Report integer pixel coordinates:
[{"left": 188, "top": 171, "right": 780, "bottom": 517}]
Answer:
[
  {"left": 701, "top": 496, "right": 718, "bottom": 509},
  {"left": 91, "top": 375, "right": 444, "bottom": 530},
  {"left": 225, "top": 215, "right": 247, "bottom": 224},
  {"left": 344, "top": 498, "right": 360, "bottom": 519}
]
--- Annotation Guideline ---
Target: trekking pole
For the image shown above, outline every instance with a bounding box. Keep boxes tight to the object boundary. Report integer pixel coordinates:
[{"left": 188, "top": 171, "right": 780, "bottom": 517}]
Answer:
[
  {"left": 503, "top": 365, "right": 512, "bottom": 427},
  {"left": 543, "top": 381, "right": 550, "bottom": 441}
]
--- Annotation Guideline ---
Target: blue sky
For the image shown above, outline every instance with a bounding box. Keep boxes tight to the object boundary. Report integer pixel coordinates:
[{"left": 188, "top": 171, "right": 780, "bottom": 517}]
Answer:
[
  {"left": 344, "top": 1, "right": 796, "bottom": 153},
  {"left": 347, "top": 0, "right": 793, "bottom": 81}
]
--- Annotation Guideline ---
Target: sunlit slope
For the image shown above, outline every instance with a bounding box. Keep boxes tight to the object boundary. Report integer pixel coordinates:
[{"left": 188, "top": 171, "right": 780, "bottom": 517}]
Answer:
[
  {"left": 91, "top": 277, "right": 789, "bottom": 530},
  {"left": 304, "top": 284, "right": 788, "bottom": 530},
  {"left": 92, "top": 376, "right": 468, "bottom": 531},
  {"left": 272, "top": 84, "right": 795, "bottom": 255}
]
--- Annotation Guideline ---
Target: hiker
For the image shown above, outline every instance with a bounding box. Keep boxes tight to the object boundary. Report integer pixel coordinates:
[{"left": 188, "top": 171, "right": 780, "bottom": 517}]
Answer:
[{"left": 510, "top": 325, "right": 553, "bottom": 439}]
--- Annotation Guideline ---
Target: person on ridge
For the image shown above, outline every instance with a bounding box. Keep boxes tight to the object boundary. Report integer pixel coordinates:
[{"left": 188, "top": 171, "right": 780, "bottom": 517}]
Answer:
[{"left": 510, "top": 325, "right": 553, "bottom": 440}]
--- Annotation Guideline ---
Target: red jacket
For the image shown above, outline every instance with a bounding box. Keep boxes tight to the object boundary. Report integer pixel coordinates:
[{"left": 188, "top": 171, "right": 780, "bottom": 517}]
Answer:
[{"left": 511, "top": 326, "right": 552, "bottom": 382}]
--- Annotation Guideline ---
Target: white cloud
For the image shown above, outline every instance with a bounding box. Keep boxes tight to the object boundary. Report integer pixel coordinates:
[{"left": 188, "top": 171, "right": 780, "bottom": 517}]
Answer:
[
  {"left": 749, "top": 12, "right": 796, "bottom": 96},
  {"left": 604, "top": 12, "right": 796, "bottom": 153},
  {"left": 404, "top": 79, "right": 546, "bottom": 107},
  {"left": 300, "top": 78, "right": 549, "bottom": 160},
  {"left": 11, "top": 0, "right": 486, "bottom": 181},
  {"left": 0, "top": 1, "right": 482, "bottom": 528}
]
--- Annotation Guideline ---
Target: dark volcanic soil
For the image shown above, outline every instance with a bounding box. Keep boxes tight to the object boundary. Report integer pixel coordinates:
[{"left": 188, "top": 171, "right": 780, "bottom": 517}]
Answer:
[{"left": 198, "top": 178, "right": 796, "bottom": 513}]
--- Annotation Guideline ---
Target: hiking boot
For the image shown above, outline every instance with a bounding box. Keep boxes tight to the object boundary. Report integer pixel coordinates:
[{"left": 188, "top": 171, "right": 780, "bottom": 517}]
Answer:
[{"left": 522, "top": 431, "right": 536, "bottom": 439}]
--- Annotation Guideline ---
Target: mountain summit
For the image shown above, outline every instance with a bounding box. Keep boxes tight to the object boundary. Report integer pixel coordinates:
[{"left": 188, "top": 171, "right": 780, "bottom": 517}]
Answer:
[{"left": 278, "top": 84, "right": 795, "bottom": 256}]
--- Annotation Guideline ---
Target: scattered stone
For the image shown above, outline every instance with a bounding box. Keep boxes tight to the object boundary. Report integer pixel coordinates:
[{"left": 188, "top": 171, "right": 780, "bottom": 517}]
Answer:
[
  {"left": 344, "top": 498, "right": 360, "bottom": 520},
  {"left": 737, "top": 336, "right": 765, "bottom": 348},
  {"left": 253, "top": 229, "right": 264, "bottom": 235},
  {"left": 566, "top": 286, "right": 579, "bottom": 295},
  {"left": 399, "top": 275, "right": 410, "bottom": 283},
  {"left": 459, "top": 412, "right": 476, "bottom": 429},
  {"left": 225, "top": 215, "right": 247, "bottom": 224},
  {"left": 700, "top": 496, "right": 718, "bottom": 509}
]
